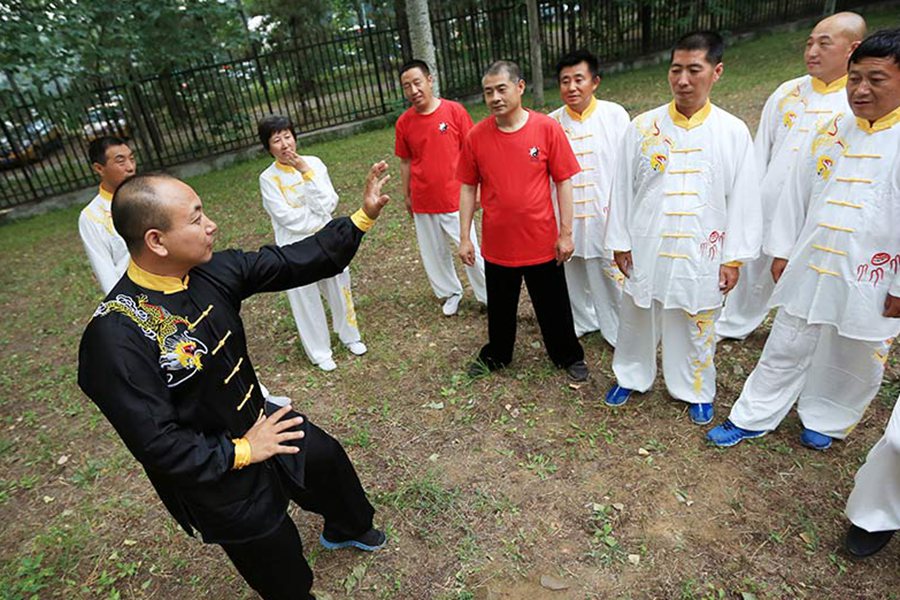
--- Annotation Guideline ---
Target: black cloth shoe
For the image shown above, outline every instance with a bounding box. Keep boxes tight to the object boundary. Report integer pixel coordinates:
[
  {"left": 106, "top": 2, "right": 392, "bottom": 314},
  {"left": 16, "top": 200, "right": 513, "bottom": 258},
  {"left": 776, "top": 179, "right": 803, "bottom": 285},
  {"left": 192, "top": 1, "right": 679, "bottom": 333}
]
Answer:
[
  {"left": 466, "top": 358, "right": 492, "bottom": 379},
  {"left": 566, "top": 359, "right": 589, "bottom": 382},
  {"left": 845, "top": 524, "right": 895, "bottom": 558},
  {"left": 320, "top": 528, "right": 386, "bottom": 551}
]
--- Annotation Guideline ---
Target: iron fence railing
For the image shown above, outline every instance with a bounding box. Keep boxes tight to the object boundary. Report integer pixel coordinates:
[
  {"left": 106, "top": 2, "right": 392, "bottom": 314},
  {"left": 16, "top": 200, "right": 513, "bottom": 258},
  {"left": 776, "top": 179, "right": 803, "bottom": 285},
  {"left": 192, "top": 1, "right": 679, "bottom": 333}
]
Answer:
[{"left": 0, "top": 0, "right": 856, "bottom": 209}]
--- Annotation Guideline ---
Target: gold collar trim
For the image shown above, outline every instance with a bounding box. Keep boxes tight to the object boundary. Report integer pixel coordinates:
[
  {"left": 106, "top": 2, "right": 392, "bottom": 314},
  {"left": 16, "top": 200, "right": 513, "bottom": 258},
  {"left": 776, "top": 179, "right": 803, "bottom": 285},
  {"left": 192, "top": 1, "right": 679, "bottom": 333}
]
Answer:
[
  {"left": 856, "top": 105, "right": 900, "bottom": 134},
  {"left": 127, "top": 260, "right": 189, "bottom": 294},
  {"left": 565, "top": 96, "right": 597, "bottom": 122},
  {"left": 274, "top": 161, "right": 296, "bottom": 174},
  {"left": 811, "top": 75, "right": 847, "bottom": 94},
  {"left": 98, "top": 185, "right": 113, "bottom": 202},
  {"left": 669, "top": 100, "right": 711, "bottom": 130}
]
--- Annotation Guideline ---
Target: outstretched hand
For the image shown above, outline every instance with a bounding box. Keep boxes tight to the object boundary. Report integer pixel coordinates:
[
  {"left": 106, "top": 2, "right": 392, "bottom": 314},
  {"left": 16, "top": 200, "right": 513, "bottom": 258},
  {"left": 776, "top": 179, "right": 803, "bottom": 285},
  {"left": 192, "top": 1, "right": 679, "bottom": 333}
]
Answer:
[
  {"left": 243, "top": 404, "right": 305, "bottom": 465},
  {"left": 363, "top": 161, "right": 391, "bottom": 219}
]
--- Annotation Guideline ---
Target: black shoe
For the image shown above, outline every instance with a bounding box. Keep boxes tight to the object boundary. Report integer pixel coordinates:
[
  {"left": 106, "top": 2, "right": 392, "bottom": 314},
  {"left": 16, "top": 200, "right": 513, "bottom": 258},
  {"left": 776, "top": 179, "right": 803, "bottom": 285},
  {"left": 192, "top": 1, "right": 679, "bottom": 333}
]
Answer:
[
  {"left": 320, "top": 528, "right": 386, "bottom": 551},
  {"left": 466, "top": 358, "right": 492, "bottom": 379},
  {"left": 845, "top": 524, "right": 895, "bottom": 558},
  {"left": 566, "top": 360, "right": 589, "bottom": 382}
]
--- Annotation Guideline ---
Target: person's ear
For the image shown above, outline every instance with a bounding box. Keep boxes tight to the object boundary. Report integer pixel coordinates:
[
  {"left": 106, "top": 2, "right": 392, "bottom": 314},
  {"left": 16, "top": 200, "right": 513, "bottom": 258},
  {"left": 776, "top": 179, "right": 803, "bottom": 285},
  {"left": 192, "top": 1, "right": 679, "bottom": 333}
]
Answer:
[
  {"left": 92, "top": 162, "right": 104, "bottom": 178},
  {"left": 144, "top": 228, "right": 169, "bottom": 258},
  {"left": 713, "top": 62, "right": 724, "bottom": 82}
]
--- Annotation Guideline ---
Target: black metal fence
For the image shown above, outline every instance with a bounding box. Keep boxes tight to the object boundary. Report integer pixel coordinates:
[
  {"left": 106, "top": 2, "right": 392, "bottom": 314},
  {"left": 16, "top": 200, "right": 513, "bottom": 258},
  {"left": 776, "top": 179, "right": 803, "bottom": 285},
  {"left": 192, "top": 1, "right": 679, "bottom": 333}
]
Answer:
[{"left": 0, "top": 0, "right": 849, "bottom": 209}]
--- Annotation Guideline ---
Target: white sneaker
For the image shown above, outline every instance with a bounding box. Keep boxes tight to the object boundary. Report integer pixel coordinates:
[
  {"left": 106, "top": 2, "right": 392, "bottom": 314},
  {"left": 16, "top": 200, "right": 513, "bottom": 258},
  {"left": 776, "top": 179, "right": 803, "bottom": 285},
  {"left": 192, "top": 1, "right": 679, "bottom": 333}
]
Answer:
[
  {"left": 317, "top": 358, "right": 337, "bottom": 371},
  {"left": 442, "top": 294, "right": 462, "bottom": 316},
  {"left": 346, "top": 341, "right": 367, "bottom": 356}
]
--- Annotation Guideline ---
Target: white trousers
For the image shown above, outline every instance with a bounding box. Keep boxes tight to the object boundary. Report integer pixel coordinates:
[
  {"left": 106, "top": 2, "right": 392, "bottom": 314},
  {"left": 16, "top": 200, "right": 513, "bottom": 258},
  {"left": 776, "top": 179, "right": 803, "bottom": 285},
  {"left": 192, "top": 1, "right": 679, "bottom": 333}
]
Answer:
[
  {"left": 413, "top": 212, "right": 487, "bottom": 304},
  {"left": 846, "top": 395, "right": 900, "bottom": 532},
  {"left": 565, "top": 256, "right": 623, "bottom": 346},
  {"left": 716, "top": 255, "right": 775, "bottom": 340},
  {"left": 729, "top": 309, "right": 891, "bottom": 438},
  {"left": 285, "top": 267, "right": 361, "bottom": 365},
  {"left": 612, "top": 295, "right": 719, "bottom": 404}
]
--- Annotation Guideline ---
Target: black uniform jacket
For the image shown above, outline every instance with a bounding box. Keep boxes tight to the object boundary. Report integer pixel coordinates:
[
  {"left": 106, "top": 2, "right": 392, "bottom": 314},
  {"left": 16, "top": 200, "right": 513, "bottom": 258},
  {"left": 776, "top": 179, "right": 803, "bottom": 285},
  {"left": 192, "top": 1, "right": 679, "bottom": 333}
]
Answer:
[{"left": 78, "top": 217, "right": 364, "bottom": 544}]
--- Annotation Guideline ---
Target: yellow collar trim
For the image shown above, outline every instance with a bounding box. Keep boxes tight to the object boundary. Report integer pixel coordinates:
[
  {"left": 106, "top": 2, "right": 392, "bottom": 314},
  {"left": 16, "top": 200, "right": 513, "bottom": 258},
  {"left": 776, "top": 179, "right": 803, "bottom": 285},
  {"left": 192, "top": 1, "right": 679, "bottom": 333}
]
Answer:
[
  {"left": 811, "top": 75, "right": 847, "bottom": 94},
  {"left": 856, "top": 105, "right": 900, "bottom": 134},
  {"left": 274, "top": 161, "right": 296, "bottom": 174},
  {"left": 98, "top": 185, "right": 113, "bottom": 202},
  {"left": 127, "top": 260, "right": 190, "bottom": 294},
  {"left": 565, "top": 96, "right": 597, "bottom": 122},
  {"left": 669, "top": 100, "right": 711, "bottom": 130}
]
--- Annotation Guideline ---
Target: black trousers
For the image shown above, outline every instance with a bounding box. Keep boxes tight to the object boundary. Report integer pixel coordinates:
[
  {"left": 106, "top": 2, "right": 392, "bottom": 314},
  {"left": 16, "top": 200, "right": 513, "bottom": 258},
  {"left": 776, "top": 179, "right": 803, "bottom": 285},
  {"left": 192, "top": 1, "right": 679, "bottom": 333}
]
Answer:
[
  {"left": 220, "top": 420, "right": 375, "bottom": 600},
  {"left": 479, "top": 259, "right": 584, "bottom": 369}
]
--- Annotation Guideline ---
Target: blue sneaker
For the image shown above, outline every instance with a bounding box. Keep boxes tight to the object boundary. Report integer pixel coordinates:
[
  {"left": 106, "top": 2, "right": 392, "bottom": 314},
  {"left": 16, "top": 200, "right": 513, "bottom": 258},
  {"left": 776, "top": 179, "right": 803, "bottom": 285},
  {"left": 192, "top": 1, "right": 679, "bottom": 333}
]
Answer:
[
  {"left": 605, "top": 384, "right": 634, "bottom": 407},
  {"left": 706, "top": 419, "right": 766, "bottom": 447},
  {"left": 688, "top": 402, "right": 714, "bottom": 425},
  {"left": 320, "top": 528, "right": 386, "bottom": 551},
  {"left": 800, "top": 428, "right": 832, "bottom": 451}
]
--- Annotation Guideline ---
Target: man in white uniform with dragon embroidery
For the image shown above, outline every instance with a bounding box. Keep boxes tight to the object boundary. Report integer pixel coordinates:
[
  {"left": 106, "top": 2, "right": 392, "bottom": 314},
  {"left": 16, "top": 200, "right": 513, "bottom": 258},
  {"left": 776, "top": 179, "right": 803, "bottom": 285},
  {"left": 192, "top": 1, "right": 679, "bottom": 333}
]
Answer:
[
  {"left": 717, "top": 12, "right": 867, "bottom": 340},
  {"left": 708, "top": 29, "right": 900, "bottom": 451},
  {"left": 549, "top": 49, "right": 630, "bottom": 345},
  {"left": 258, "top": 115, "right": 367, "bottom": 372},
  {"left": 78, "top": 136, "right": 135, "bottom": 294},
  {"left": 603, "top": 31, "right": 762, "bottom": 425}
]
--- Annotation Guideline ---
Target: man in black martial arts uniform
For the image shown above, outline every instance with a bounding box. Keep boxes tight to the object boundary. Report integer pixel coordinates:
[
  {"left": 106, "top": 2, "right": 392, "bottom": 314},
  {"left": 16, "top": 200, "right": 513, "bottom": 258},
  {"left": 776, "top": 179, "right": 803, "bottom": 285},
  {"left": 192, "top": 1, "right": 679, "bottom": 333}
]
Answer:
[{"left": 77, "top": 163, "right": 391, "bottom": 600}]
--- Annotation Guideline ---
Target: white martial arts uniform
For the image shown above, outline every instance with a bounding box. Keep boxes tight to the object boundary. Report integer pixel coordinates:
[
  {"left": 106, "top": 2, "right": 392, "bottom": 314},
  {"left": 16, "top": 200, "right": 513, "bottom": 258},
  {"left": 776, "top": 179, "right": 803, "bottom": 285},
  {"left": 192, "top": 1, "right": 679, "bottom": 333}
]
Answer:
[
  {"left": 259, "top": 159, "right": 362, "bottom": 366},
  {"left": 78, "top": 186, "right": 130, "bottom": 294},
  {"left": 550, "top": 97, "right": 630, "bottom": 345},
  {"left": 728, "top": 107, "right": 900, "bottom": 437},
  {"left": 413, "top": 212, "right": 487, "bottom": 304},
  {"left": 846, "top": 395, "right": 900, "bottom": 533},
  {"left": 605, "top": 101, "right": 762, "bottom": 403},
  {"left": 718, "top": 75, "right": 851, "bottom": 339}
]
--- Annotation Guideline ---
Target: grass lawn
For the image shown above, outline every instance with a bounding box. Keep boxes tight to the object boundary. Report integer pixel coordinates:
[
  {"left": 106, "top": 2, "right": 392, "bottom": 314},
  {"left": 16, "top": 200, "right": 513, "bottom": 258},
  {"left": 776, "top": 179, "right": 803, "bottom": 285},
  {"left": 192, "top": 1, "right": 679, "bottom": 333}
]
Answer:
[{"left": 2, "top": 8, "right": 900, "bottom": 599}]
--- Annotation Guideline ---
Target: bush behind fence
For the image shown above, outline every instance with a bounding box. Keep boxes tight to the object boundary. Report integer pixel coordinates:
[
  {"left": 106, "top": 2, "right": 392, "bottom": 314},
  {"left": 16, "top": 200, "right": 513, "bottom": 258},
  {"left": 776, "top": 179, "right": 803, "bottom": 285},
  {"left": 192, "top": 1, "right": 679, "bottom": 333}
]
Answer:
[{"left": 0, "top": 0, "right": 839, "bottom": 209}]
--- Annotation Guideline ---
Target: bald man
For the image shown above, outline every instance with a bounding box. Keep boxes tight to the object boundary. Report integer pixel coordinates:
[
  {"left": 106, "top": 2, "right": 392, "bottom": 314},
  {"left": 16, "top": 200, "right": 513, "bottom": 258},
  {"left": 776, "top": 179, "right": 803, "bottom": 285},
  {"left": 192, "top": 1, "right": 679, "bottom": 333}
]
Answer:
[
  {"left": 77, "top": 167, "right": 391, "bottom": 600},
  {"left": 717, "top": 12, "right": 866, "bottom": 340}
]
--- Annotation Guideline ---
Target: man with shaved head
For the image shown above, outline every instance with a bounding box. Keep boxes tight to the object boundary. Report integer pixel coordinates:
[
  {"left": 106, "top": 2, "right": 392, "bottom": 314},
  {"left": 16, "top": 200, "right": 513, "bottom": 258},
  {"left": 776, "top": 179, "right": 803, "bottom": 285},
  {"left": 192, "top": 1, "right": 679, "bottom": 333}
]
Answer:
[
  {"left": 717, "top": 12, "right": 866, "bottom": 340},
  {"left": 78, "top": 166, "right": 391, "bottom": 599},
  {"left": 708, "top": 29, "right": 900, "bottom": 451}
]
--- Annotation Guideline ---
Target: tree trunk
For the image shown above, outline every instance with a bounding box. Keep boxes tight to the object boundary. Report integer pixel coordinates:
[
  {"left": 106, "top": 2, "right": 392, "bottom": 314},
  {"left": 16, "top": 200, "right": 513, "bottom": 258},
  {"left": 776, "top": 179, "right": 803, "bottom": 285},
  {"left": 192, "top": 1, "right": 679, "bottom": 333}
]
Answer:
[
  {"left": 406, "top": 0, "right": 440, "bottom": 97},
  {"left": 525, "top": 0, "right": 543, "bottom": 107}
]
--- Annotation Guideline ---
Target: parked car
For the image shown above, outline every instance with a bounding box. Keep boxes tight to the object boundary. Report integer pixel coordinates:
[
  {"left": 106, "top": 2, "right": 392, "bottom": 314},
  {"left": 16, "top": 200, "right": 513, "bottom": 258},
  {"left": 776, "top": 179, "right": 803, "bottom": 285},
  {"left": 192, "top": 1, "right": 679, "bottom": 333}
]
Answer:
[
  {"left": 0, "top": 116, "right": 63, "bottom": 168},
  {"left": 82, "top": 103, "right": 131, "bottom": 142}
]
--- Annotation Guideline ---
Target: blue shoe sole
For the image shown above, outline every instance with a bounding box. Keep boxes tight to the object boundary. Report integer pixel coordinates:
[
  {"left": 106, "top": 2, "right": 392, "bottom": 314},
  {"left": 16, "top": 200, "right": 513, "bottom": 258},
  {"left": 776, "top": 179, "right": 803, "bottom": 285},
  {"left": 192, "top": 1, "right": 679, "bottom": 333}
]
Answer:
[
  {"left": 690, "top": 414, "right": 714, "bottom": 425},
  {"left": 604, "top": 387, "right": 633, "bottom": 407},
  {"left": 319, "top": 533, "right": 385, "bottom": 552},
  {"left": 800, "top": 438, "right": 832, "bottom": 451},
  {"left": 706, "top": 429, "right": 766, "bottom": 448}
]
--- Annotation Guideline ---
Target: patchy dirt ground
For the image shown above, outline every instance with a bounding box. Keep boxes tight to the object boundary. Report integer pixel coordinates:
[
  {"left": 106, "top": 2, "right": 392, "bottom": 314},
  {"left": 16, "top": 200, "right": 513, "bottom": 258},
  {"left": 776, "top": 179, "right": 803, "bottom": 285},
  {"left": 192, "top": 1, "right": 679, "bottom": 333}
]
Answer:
[{"left": 2, "top": 10, "right": 900, "bottom": 600}]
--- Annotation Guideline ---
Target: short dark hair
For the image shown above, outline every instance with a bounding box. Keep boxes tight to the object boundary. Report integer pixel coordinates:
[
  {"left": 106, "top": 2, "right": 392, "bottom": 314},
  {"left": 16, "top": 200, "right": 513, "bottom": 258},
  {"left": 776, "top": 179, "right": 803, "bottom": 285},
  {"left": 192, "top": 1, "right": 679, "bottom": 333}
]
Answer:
[
  {"left": 483, "top": 60, "right": 522, "bottom": 83},
  {"left": 399, "top": 59, "right": 431, "bottom": 78},
  {"left": 111, "top": 173, "right": 175, "bottom": 254},
  {"left": 89, "top": 136, "right": 129, "bottom": 166},
  {"left": 849, "top": 28, "right": 900, "bottom": 66},
  {"left": 257, "top": 115, "right": 294, "bottom": 152},
  {"left": 671, "top": 30, "right": 725, "bottom": 65},
  {"left": 555, "top": 49, "right": 601, "bottom": 81}
]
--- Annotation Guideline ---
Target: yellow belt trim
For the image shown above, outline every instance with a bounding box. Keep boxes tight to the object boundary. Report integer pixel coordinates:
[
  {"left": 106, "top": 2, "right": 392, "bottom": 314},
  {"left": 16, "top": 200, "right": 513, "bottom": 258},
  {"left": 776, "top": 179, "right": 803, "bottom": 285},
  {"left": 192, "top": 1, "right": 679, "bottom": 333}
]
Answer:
[
  {"left": 826, "top": 199, "right": 863, "bottom": 209},
  {"left": 662, "top": 233, "right": 694, "bottom": 238},
  {"left": 664, "top": 191, "right": 699, "bottom": 196},
  {"left": 844, "top": 153, "right": 881, "bottom": 159},
  {"left": 659, "top": 252, "right": 690, "bottom": 259},
  {"left": 224, "top": 357, "right": 244, "bottom": 385},
  {"left": 817, "top": 222, "right": 855, "bottom": 233},
  {"left": 812, "top": 243, "right": 847, "bottom": 256},
  {"left": 805, "top": 109, "right": 833, "bottom": 114},
  {"left": 671, "top": 148, "right": 702, "bottom": 154},
  {"left": 669, "top": 169, "right": 701, "bottom": 174},
  {"left": 237, "top": 384, "right": 255, "bottom": 411},
  {"left": 575, "top": 214, "right": 597, "bottom": 219},
  {"left": 211, "top": 330, "right": 232, "bottom": 356},
  {"left": 188, "top": 304, "right": 213, "bottom": 330},
  {"left": 835, "top": 177, "right": 872, "bottom": 184},
  {"left": 809, "top": 263, "right": 840, "bottom": 277},
  {"left": 665, "top": 211, "right": 698, "bottom": 216}
]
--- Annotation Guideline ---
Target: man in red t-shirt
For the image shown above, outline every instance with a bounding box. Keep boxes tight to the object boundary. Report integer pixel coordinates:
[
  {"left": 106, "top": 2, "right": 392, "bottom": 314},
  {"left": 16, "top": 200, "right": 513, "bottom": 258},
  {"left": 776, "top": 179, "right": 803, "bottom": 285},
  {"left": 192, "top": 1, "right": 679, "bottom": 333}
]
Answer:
[
  {"left": 395, "top": 60, "right": 487, "bottom": 317},
  {"left": 458, "top": 60, "right": 587, "bottom": 381}
]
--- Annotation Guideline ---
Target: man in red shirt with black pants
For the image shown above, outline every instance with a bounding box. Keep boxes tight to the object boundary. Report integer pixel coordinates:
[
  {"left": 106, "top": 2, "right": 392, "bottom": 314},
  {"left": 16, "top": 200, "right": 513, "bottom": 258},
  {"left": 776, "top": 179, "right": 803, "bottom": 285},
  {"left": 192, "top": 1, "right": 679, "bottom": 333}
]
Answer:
[
  {"left": 395, "top": 59, "right": 487, "bottom": 316},
  {"left": 458, "top": 60, "right": 588, "bottom": 381}
]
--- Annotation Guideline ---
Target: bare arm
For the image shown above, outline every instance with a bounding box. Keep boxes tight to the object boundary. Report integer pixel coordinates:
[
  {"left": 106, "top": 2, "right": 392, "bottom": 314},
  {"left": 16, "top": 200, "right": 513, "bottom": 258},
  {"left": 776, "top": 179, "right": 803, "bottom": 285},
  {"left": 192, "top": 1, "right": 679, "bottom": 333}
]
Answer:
[
  {"left": 458, "top": 183, "right": 478, "bottom": 266},
  {"left": 555, "top": 178, "right": 574, "bottom": 265},
  {"left": 399, "top": 157, "right": 412, "bottom": 217}
]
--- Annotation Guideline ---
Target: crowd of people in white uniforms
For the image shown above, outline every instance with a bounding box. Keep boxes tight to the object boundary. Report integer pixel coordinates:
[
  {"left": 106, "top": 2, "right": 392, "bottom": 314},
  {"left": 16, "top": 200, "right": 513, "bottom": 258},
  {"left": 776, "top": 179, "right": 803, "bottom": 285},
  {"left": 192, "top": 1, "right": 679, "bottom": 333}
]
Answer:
[{"left": 76, "top": 14, "right": 900, "bottom": 590}]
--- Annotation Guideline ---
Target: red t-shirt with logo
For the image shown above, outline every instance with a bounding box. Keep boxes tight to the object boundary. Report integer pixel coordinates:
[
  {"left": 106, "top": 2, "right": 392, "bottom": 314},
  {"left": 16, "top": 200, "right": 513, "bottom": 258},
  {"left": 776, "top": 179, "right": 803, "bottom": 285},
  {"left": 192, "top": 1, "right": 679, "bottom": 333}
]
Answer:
[
  {"left": 457, "top": 110, "right": 581, "bottom": 267},
  {"left": 395, "top": 99, "right": 474, "bottom": 214}
]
